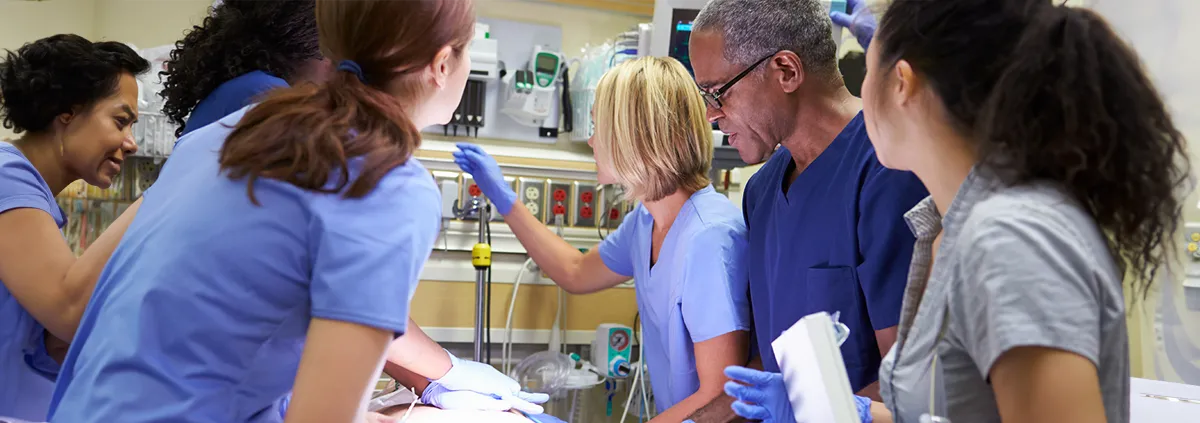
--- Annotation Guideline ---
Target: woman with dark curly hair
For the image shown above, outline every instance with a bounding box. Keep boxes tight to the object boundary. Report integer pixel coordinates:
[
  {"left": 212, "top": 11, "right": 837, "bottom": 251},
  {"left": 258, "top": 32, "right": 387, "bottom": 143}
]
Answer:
[
  {"left": 160, "top": 0, "right": 327, "bottom": 137},
  {"left": 0, "top": 34, "right": 150, "bottom": 421},
  {"left": 724, "top": 1, "right": 1191, "bottom": 422}
]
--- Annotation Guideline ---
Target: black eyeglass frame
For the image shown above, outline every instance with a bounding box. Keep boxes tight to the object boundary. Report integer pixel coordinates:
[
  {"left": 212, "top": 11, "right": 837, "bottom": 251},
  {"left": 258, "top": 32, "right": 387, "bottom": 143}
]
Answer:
[{"left": 699, "top": 52, "right": 777, "bottom": 109}]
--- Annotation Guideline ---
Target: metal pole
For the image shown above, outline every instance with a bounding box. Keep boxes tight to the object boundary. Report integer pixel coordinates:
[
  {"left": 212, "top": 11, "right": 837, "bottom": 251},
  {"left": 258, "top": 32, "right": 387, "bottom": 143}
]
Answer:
[{"left": 472, "top": 204, "right": 489, "bottom": 362}]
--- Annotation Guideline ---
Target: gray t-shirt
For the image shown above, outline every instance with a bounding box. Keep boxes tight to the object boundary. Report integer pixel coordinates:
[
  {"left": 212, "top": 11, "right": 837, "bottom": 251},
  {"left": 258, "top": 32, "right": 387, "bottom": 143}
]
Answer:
[{"left": 878, "top": 169, "right": 1129, "bottom": 423}]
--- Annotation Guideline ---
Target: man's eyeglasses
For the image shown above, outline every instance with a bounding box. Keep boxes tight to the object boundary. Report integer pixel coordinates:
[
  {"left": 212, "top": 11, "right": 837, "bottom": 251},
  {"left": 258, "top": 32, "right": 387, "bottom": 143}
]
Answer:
[{"left": 699, "top": 53, "right": 776, "bottom": 109}]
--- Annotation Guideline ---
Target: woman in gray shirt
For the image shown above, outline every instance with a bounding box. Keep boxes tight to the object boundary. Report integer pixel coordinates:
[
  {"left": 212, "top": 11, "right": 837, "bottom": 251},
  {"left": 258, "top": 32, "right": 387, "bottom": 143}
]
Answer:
[
  {"left": 722, "top": 0, "right": 1190, "bottom": 422},
  {"left": 860, "top": 0, "right": 1189, "bottom": 421}
]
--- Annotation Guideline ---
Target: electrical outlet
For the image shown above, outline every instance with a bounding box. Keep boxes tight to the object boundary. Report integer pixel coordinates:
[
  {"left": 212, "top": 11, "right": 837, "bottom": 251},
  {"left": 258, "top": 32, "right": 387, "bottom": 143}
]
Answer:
[
  {"left": 596, "top": 185, "right": 626, "bottom": 229},
  {"left": 432, "top": 171, "right": 460, "bottom": 219},
  {"left": 518, "top": 177, "right": 547, "bottom": 222},
  {"left": 606, "top": 201, "right": 626, "bottom": 229},
  {"left": 545, "top": 180, "right": 573, "bottom": 226},
  {"left": 458, "top": 175, "right": 488, "bottom": 221},
  {"left": 1186, "top": 226, "right": 1200, "bottom": 261},
  {"left": 459, "top": 176, "right": 514, "bottom": 221},
  {"left": 572, "top": 181, "right": 597, "bottom": 227}
]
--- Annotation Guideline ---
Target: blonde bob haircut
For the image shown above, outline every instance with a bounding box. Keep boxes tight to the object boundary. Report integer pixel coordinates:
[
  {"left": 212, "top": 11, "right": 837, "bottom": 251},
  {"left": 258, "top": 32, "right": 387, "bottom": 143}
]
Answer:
[{"left": 593, "top": 56, "right": 713, "bottom": 202}]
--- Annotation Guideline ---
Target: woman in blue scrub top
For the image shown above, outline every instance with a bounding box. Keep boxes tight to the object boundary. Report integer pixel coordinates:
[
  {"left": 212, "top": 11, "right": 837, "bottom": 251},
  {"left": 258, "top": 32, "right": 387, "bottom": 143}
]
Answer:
[
  {"left": 725, "top": 1, "right": 1190, "bottom": 422},
  {"left": 455, "top": 56, "right": 751, "bottom": 422},
  {"left": 158, "top": 1, "right": 486, "bottom": 413},
  {"left": 0, "top": 35, "right": 150, "bottom": 421},
  {"left": 48, "top": 1, "right": 542, "bottom": 421},
  {"left": 160, "top": 0, "right": 328, "bottom": 137}
]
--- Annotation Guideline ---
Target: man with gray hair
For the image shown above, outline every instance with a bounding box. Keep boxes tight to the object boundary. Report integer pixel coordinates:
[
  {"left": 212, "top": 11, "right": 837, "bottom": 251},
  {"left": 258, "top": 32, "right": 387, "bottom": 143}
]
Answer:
[{"left": 684, "top": 0, "right": 924, "bottom": 421}]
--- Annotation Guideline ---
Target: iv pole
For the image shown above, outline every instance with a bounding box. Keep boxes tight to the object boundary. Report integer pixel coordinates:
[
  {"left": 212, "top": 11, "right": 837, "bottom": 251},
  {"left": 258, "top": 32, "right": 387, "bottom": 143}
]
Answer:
[{"left": 454, "top": 196, "right": 492, "bottom": 362}]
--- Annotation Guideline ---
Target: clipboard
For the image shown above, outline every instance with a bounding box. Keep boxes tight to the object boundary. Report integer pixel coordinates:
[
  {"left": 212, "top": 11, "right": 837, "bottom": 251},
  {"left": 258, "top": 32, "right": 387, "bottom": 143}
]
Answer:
[{"left": 771, "top": 312, "right": 860, "bottom": 423}]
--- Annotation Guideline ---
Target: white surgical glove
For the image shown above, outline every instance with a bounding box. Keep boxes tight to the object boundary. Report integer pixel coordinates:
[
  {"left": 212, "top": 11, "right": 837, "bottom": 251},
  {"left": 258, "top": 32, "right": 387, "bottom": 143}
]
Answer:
[{"left": 428, "top": 351, "right": 550, "bottom": 414}]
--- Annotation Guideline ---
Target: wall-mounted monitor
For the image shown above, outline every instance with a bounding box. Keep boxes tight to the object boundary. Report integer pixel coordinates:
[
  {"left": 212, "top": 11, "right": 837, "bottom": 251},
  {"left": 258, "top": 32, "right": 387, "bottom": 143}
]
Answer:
[{"left": 669, "top": 8, "right": 700, "bottom": 75}]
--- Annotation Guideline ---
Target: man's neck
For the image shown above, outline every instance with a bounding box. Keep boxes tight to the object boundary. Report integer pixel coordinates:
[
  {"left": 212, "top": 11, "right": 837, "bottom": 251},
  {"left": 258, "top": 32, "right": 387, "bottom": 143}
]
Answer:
[
  {"left": 12, "top": 134, "right": 74, "bottom": 195},
  {"left": 780, "top": 87, "right": 863, "bottom": 172}
]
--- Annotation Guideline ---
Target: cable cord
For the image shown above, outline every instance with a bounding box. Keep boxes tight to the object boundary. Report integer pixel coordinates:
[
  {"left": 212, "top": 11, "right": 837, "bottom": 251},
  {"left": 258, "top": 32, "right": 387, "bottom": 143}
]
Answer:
[
  {"left": 621, "top": 321, "right": 652, "bottom": 423},
  {"left": 620, "top": 358, "right": 642, "bottom": 423},
  {"left": 396, "top": 387, "right": 418, "bottom": 423},
  {"left": 505, "top": 257, "right": 536, "bottom": 375},
  {"left": 560, "top": 64, "right": 573, "bottom": 133},
  {"left": 485, "top": 209, "right": 493, "bottom": 365},
  {"left": 638, "top": 322, "right": 648, "bottom": 418},
  {"left": 548, "top": 215, "right": 566, "bottom": 353}
]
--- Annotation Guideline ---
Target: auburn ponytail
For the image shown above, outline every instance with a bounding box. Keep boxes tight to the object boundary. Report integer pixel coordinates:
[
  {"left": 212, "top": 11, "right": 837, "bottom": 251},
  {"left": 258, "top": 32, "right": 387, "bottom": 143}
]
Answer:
[
  {"left": 878, "top": 0, "right": 1190, "bottom": 299},
  {"left": 219, "top": 72, "right": 420, "bottom": 204},
  {"left": 217, "top": 0, "right": 475, "bottom": 204}
]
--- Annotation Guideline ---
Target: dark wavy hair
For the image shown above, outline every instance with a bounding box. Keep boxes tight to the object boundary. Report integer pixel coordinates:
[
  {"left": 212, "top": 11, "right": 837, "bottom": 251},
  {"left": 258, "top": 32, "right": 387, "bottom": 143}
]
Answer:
[
  {"left": 1, "top": 34, "right": 150, "bottom": 134},
  {"left": 877, "top": 0, "right": 1191, "bottom": 299},
  {"left": 159, "top": 0, "right": 320, "bottom": 137}
]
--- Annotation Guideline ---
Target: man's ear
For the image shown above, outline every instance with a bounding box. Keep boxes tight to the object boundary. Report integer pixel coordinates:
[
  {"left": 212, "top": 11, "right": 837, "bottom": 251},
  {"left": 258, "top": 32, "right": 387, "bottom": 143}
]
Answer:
[{"left": 773, "top": 52, "right": 806, "bottom": 94}]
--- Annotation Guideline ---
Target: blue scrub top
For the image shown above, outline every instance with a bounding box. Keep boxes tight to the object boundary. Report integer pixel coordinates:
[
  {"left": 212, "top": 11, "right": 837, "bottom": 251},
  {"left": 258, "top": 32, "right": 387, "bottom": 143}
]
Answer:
[
  {"left": 47, "top": 107, "right": 443, "bottom": 423},
  {"left": 598, "top": 186, "right": 751, "bottom": 413},
  {"left": 182, "top": 69, "right": 293, "bottom": 418},
  {"left": 742, "top": 112, "right": 926, "bottom": 392},
  {"left": 0, "top": 143, "right": 66, "bottom": 421},
  {"left": 180, "top": 70, "right": 287, "bottom": 136}
]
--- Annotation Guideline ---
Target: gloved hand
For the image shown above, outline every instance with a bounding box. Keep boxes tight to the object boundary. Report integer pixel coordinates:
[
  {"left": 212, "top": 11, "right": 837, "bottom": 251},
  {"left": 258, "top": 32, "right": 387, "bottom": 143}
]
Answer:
[
  {"left": 725, "top": 365, "right": 876, "bottom": 423},
  {"left": 421, "top": 381, "right": 545, "bottom": 413},
  {"left": 724, "top": 366, "right": 793, "bottom": 423},
  {"left": 452, "top": 143, "right": 518, "bottom": 216},
  {"left": 829, "top": 0, "right": 877, "bottom": 50},
  {"left": 854, "top": 395, "right": 874, "bottom": 423},
  {"left": 428, "top": 351, "right": 550, "bottom": 414}
]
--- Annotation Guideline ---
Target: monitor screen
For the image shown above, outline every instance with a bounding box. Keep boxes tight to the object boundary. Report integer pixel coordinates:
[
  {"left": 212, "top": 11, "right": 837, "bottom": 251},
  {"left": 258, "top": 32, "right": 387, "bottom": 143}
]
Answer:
[
  {"left": 536, "top": 54, "right": 558, "bottom": 74},
  {"left": 669, "top": 8, "right": 700, "bottom": 76}
]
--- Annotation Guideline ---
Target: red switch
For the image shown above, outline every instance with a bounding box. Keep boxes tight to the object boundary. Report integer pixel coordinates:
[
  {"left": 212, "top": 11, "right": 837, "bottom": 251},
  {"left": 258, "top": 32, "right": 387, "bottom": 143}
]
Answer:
[
  {"left": 553, "top": 189, "right": 567, "bottom": 202},
  {"left": 609, "top": 208, "right": 620, "bottom": 220},
  {"left": 581, "top": 192, "right": 594, "bottom": 203},
  {"left": 469, "top": 184, "right": 481, "bottom": 197},
  {"left": 581, "top": 206, "right": 593, "bottom": 219},
  {"left": 553, "top": 204, "right": 567, "bottom": 215}
]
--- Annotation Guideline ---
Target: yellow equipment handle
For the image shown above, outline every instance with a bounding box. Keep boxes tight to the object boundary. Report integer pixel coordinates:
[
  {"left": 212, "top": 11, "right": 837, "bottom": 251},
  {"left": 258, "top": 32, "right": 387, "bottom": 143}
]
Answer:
[{"left": 472, "top": 243, "right": 492, "bottom": 269}]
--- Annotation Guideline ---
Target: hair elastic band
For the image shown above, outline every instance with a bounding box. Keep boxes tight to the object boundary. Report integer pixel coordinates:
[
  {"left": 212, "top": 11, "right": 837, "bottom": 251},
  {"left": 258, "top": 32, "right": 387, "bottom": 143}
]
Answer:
[{"left": 337, "top": 59, "right": 367, "bottom": 83}]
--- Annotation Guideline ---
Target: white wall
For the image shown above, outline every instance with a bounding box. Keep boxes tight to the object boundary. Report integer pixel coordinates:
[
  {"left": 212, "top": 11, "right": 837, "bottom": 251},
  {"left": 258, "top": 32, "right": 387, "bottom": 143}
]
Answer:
[
  {"left": 93, "top": 0, "right": 213, "bottom": 48},
  {"left": 0, "top": 0, "right": 98, "bottom": 139},
  {"left": 0, "top": 0, "right": 96, "bottom": 51},
  {"left": 1087, "top": 0, "right": 1200, "bottom": 384}
]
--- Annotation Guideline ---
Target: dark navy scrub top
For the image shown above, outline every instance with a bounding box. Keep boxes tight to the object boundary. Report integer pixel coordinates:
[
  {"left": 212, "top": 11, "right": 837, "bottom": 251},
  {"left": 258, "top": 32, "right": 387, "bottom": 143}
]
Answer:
[
  {"left": 742, "top": 112, "right": 927, "bottom": 391},
  {"left": 180, "top": 70, "right": 287, "bottom": 136}
]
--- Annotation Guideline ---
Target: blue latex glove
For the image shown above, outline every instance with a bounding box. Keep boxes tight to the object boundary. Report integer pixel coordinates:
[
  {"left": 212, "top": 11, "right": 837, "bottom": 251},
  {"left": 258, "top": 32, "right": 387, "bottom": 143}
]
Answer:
[
  {"left": 829, "top": 0, "right": 877, "bottom": 50},
  {"left": 854, "top": 395, "right": 874, "bottom": 423},
  {"left": 429, "top": 351, "right": 550, "bottom": 414},
  {"left": 725, "top": 365, "right": 876, "bottom": 423},
  {"left": 724, "top": 366, "right": 793, "bottom": 422},
  {"left": 452, "top": 143, "right": 518, "bottom": 216}
]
